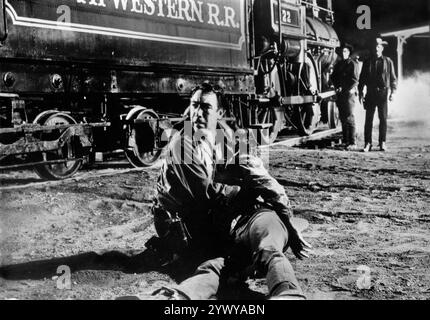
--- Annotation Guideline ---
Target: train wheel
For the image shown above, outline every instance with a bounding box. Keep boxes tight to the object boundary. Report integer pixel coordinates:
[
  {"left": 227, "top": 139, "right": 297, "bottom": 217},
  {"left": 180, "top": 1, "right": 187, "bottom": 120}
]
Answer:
[
  {"left": 33, "top": 112, "right": 82, "bottom": 180},
  {"left": 294, "top": 103, "right": 321, "bottom": 136},
  {"left": 125, "top": 109, "right": 162, "bottom": 168},
  {"left": 294, "top": 54, "right": 321, "bottom": 136},
  {"left": 327, "top": 100, "right": 340, "bottom": 129}
]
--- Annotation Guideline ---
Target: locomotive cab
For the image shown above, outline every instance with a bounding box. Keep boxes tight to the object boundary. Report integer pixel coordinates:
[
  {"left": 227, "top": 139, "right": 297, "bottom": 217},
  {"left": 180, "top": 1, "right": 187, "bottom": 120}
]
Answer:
[
  {"left": 251, "top": 0, "right": 339, "bottom": 135},
  {"left": 253, "top": 0, "right": 306, "bottom": 59}
]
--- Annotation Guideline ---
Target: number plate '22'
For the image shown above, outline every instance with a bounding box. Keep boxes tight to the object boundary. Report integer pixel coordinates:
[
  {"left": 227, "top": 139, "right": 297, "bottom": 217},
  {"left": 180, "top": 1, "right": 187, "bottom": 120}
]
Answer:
[
  {"left": 273, "top": 4, "right": 300, "bottom": 27},
  {"left": 282, "top": 9, "right": 292, "bottom": 24},
  {"left": 281, "top": 8, "right": 299, "bottom": 26}
]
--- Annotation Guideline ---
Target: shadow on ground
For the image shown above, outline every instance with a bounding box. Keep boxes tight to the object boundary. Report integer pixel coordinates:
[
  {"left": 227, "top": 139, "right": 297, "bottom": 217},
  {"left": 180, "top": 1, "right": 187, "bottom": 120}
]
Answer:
[
  {"left": 0, "top": 250, "right": 159, "bottom": 280},
  {"left": 0, "top": 250, "right": 266, "bottom": 300}
]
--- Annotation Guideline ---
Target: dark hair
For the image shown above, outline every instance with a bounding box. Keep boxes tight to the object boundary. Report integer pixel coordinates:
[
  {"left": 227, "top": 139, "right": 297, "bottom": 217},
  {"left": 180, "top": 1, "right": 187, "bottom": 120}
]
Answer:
[
  {"left": 339, "top": 43, "right": 354, "bottom": 54},
  {"left": 190, "top": 82, "right": 225, "bottom": 110}
]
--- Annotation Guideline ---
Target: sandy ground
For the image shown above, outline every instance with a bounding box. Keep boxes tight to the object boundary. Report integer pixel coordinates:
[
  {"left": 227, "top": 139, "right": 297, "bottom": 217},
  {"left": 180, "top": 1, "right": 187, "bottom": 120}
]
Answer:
[{"left": 0, "top": 120, "right": 429, "bottom": 300}]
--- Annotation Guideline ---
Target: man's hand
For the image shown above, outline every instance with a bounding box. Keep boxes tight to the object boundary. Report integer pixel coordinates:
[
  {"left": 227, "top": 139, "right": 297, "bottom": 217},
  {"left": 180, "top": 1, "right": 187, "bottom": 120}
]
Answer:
[
  {"left": 285, "top": 221, "right": 312, "bottom": 260},
  {"left": 389, "top": 93, "right": 395, "bottom": 102}
]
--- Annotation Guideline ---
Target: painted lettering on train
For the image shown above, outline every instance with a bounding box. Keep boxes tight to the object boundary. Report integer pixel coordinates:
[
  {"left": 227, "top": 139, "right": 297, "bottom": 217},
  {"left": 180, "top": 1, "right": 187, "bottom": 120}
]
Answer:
[{"left": 74, "top": 0, "right": 240, "bottom": 28}]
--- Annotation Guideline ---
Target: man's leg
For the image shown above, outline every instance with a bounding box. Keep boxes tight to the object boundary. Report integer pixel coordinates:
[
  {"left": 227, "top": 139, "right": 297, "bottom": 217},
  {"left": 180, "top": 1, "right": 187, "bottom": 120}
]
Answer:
[
  {"left": 174, "top": 257, "right": 225, "bottom": 300},
  {"left": 341, "top": 123, "right": 348, "bottom": 146},
  {"left": 378, "top": 95, "right": 389, "bottom": 146},
  {"left": 338, "top": 100, "right": 348, "bottom": 145},
  {"left": 347, "top": 115, "right": 356, "bottom": 146},
  {"left": 235, "top": 210, "right": 305, "bottom": 299},
  {"left": 364, "top": 103, "right": 376, "bottom": 146},
  {"left": 346, "top": 93, "right": 357, "bottom": 146}
]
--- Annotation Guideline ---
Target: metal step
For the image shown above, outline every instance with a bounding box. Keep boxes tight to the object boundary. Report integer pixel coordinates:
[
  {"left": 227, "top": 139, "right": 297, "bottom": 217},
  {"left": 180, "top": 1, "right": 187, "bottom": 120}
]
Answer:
[{"left": 248, "top": 123, "right": 273, "bottom": 129}]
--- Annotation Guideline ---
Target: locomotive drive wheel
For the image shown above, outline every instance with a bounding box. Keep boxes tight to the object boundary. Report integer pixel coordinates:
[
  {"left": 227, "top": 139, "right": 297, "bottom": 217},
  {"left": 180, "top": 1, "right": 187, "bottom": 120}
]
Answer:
[
  {"left": 33, "top": 112, "right": 82, "bottom": 180},
  {"left": 294, "top": 54, "right": 322, "bottom": 136},
  {"left": 125, "top": 109, "right": 162, "bottom": 168},
  {"left": 294, "top": 103, "right": 321, "bottom": 136}
]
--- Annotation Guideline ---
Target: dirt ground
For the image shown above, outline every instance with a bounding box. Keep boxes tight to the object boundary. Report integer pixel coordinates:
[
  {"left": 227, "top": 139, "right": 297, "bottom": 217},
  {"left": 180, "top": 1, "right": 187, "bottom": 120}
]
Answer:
[{"left": 0, "top": 120, "right": 429, "bottom": 300}]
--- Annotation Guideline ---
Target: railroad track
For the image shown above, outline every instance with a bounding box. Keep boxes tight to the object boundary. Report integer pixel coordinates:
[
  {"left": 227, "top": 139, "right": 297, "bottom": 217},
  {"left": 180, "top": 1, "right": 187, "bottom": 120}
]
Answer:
[{"left": 0, "top": 127, "right": 342, "bottom": 191}]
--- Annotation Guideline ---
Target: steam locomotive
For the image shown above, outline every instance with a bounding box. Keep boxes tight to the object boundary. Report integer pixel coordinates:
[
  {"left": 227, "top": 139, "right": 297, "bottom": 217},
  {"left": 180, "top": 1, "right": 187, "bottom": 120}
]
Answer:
[{"left": 0, "top": 0, "right": 340, "bottom": 180}]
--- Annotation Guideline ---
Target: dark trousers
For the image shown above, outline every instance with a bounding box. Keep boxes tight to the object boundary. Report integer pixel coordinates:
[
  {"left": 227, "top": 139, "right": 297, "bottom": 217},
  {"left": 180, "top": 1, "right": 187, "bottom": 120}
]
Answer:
[
  {"left": 337, "top": 92, "right": 357, "bottom": 145},
  {"left": 364, "top": 89, "right": 389, "bottom": 146},
  {"left": 173, "top": 209, "right": 304, "bottom": 300}
]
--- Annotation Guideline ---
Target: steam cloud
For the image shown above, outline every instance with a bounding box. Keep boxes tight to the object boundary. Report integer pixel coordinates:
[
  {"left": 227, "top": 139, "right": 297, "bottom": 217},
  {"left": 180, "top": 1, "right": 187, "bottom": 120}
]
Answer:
[
  {"left": 354, "top": 72, "right": 430, "bottom": 139},
  {"left": 389, "top": 72, "right": 430, "bottom": 124}
]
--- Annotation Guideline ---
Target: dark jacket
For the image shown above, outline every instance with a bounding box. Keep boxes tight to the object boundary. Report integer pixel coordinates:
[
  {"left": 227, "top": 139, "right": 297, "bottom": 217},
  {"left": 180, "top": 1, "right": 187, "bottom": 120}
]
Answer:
[
  {"left": 156, "top": 124, "right": 293, "bottom": 239},
  {"left": 359, "top": 55, "right": 398, "bottom": 95},
  {"left": 332, "top": 57, "right": 360, "bottom": 95}
]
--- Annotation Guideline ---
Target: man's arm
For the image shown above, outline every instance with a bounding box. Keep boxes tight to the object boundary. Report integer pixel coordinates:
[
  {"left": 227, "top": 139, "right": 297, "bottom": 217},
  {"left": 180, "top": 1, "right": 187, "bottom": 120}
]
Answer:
[
  {"left": 358, "top": 60, "right": 368, "bottom": 94},
  {"left": 358, "top": 60, "right": 369, "bottom": 104},
  {"left": 388, "top": 57, "right": 398, "bottom": 93},
  {"left": 234, "top": 155, "right": 293, "bottom": 217}
]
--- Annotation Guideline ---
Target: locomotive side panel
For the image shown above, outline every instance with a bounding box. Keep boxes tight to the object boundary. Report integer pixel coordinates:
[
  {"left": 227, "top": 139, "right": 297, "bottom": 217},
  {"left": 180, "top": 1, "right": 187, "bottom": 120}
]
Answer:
[{"left": 0, "top": 0, "right": 253, "bottom": 94}]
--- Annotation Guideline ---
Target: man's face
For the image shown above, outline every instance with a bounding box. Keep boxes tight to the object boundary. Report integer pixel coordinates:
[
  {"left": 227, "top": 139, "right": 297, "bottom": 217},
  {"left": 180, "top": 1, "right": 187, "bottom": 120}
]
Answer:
[
  {"left": 376, "top": 44, "right": 384, "bottom": 57},
  {"left": 342, "top": 48, "right": 350, "bottom": 60},
  {"left": 189, "top": 90, "right": 223, "bottom": 133}
]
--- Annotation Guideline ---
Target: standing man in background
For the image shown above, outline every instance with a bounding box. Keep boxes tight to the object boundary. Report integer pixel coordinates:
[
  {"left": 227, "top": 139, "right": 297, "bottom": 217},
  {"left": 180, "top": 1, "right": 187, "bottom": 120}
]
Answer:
[
  {"left": 359, "top": 38, "right": 398, "bottom": 152},
  {"left": 332, "top": 43, "right": 360, "bottom": 151}
]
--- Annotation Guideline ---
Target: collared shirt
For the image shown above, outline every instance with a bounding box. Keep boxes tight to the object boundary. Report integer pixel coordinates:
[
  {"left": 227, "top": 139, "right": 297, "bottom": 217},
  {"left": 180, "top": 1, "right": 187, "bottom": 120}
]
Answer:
[{"left": 359, "top": 55, "right": 398, "bottom": 95}]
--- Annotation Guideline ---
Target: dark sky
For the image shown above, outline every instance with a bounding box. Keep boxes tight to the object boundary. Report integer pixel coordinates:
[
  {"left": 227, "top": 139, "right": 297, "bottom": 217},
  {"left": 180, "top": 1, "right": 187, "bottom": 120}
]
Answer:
[{"left": 332, "top": 0, "right": 430, "bottom": 73}]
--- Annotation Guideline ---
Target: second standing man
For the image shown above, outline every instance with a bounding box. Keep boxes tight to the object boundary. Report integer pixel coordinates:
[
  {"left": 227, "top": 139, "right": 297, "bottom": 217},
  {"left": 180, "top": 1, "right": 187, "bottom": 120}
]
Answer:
[{"left": 359, "top": 38, "right": 398, "bottom": 152}]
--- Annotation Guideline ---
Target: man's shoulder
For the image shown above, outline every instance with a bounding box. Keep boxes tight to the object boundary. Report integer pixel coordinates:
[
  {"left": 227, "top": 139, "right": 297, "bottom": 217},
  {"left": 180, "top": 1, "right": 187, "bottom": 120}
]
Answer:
[
  {"left": 167, "top": 130, "right": 183, "bottom": 149},
  {"left": 168, "top": 129, "right": 195, "bottom": 146},
  {"left": 165, "top": 129, "right": 190, "bottom": 161}
]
